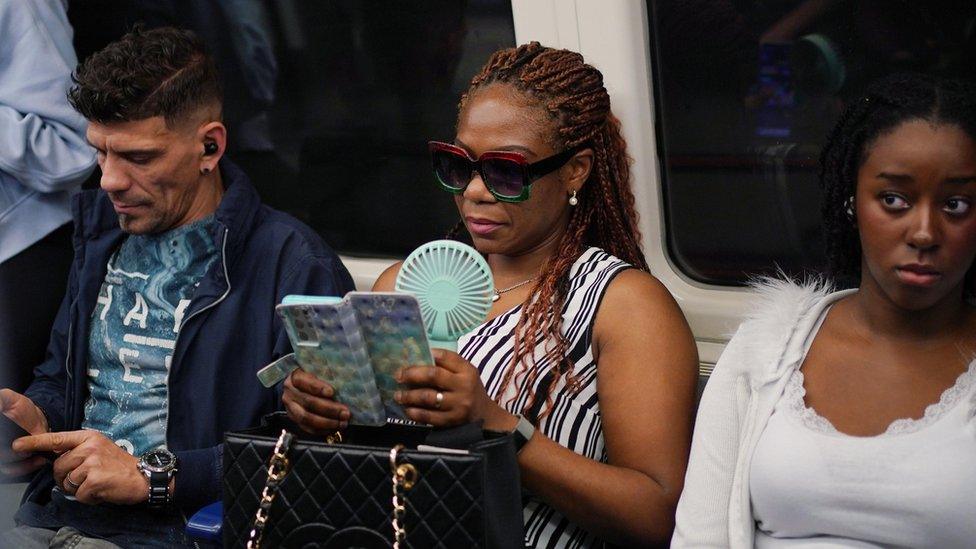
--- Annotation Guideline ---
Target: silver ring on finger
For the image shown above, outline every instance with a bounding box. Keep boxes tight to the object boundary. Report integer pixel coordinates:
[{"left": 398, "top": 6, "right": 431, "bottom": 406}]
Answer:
[
  {"left": 64, "top": 472, "right": 81, "bottom": 491},
  {"left": 434, "top": 391, "right": 444, "bottom": 409}
]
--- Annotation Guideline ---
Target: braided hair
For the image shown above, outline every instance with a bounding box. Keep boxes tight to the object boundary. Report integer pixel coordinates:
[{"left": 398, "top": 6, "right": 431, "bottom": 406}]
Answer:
[
  {"left": 820, "top": 73, "right": 976, "bottom": 295},
  {"left": 453, "top": 42, "right": 649, "bottom": 419}
]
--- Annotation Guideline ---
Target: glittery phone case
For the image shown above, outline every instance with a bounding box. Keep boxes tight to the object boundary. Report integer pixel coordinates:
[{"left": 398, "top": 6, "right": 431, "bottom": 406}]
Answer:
[
  {"left": 275, "top": 301, "right": 387, "bottom": 426},
  {"left": 346, "top": 292, "right": 436, "bottom": 419}
]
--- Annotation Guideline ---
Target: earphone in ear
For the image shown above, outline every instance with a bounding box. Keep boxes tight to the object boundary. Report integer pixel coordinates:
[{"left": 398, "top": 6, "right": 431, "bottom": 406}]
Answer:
[{"left": 203, "top": 142, "right": 218, "bottom": 155}]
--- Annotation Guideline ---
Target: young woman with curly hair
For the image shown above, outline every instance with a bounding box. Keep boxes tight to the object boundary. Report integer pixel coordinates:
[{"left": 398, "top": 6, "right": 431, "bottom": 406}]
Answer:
[
  {"left": 674, "top": 73, "right": 976, "bottom": 547},
  {"left": 284, "top": 42, "right": 698, "bottom": 547}
]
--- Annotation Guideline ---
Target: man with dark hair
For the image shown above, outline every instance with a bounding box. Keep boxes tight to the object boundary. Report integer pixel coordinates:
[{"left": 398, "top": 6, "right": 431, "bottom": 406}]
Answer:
[{"left": 0, "top": 26, "right": 354, "bottom": 547}]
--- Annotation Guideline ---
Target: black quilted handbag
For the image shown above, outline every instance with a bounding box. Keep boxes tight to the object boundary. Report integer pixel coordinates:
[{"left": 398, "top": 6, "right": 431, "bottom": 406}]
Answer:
[{"left": 222, "top": 413, "right": 524, "bottom": 548}]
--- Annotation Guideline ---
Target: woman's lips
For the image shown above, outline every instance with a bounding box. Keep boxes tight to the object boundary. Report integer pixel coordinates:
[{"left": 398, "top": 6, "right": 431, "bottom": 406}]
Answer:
[
  {"left": 896, "top": 265, "right": 942, "bottom": 287},
  {"left": 465, "top": 217, "right": 503, "bottom": 236}
]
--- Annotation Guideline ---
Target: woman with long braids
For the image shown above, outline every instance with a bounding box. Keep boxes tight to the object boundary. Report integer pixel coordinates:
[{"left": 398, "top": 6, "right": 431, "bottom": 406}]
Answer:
[
  {"left": 284, "top": 42, "right": 698, "bottom": 546},
  {"left": 674, "top": 73, "right": 976, "bottom": 547}
]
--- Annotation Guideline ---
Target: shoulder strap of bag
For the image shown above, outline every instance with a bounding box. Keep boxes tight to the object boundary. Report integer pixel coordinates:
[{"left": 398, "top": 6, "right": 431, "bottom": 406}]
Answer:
[{"left": 246, "top": 429, "right": 294, "bottom": 549}]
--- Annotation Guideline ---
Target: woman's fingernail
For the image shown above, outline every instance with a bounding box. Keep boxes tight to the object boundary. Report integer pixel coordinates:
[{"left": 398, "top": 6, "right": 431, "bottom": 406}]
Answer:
[
  {"left": 394, "top": 391, "right": 402, "bottom": 403},
  {"left": 395, "top": 368, "right": 404, "bottom": 382},
  {"left": 431, "top": 348, "right": 444, "bottom": 360},
  {"left": 341, "top": 410, "right": 350, "bottom": 420},
  {"left": 321, "top": 386, "right": 332, "bottom": 398},
  {"left": 339, "top": 421, "right": 348, "bottom": 429}
]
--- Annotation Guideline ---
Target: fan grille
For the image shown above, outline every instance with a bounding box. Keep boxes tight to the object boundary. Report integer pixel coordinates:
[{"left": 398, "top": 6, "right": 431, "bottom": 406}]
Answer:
[{"left": 395, "top": 240, "right": 493, "bottom": 341}]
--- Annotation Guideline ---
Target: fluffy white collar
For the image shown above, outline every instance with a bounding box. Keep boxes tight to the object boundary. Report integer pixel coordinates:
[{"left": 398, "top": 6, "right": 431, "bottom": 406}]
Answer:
[{"left": 727, "top": 277, "right": 842, "bottom": 385}]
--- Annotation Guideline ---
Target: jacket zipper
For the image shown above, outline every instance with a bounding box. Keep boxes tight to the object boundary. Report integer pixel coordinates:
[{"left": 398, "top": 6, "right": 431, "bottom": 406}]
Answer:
[
  {"left": 167, "top": 226, "right": 230, "bottom": 546},
  {"left": 65, "top": 323, "right": 73, "bottom": 394},
  {"left": 64, "top": 295, "right": 77, "bottom": 429},
  {"left": 167, "top": 227, "right": 232, "bottom": 440}
]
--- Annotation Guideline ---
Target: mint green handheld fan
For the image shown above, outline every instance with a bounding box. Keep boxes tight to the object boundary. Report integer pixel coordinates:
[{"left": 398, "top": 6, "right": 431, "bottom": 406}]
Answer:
[{"left": 395, "top": 240, "right": 493, "bottom": 351}]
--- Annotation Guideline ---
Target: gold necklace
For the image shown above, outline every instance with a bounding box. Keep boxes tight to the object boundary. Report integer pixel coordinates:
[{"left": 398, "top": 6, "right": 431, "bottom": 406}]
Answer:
[{"left": 492, "top": 277, "right": 537, "bottom": 302}]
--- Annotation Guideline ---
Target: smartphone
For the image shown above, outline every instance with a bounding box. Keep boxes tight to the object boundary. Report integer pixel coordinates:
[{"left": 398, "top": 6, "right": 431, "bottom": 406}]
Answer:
[
  {"left": 276, "top": 298, "right": 387, "bottom": 426},
  {"left": 0, "top": 415, "right": 55, "bottom": 462},
  {"left": 0, "top": 414, "right": 29, "bottom": 444},
  {"left": 346, "top": 292, "right": 435, "bottom": 420}
]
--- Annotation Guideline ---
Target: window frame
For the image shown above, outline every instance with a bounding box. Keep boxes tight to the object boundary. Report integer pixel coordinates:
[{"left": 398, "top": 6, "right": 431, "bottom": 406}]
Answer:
[{"left": 515, "top": 0, "right": 757, "bottom": 353}]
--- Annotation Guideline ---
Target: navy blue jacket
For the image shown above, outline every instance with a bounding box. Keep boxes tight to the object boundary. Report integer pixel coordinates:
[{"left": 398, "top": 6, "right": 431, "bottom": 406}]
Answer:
[{"left": 23, "top": 159, "right": 354, "bottom": 513}]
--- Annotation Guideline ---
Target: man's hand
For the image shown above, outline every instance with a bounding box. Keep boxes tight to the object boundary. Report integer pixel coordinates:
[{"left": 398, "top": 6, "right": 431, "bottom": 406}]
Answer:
[
  {"left": 13, "top": 430, "right": 150, "bottom": 505},
  {"left": 0, "top": 389, "right": 50, "bottom": 477}
]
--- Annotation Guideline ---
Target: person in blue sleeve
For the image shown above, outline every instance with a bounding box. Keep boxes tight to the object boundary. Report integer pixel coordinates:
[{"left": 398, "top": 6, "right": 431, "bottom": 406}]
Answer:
[
  {"left": 0, "top": 25, "right": 354, "bottom": 548},
  {"left": 0, "top": 0, "right": 97, "bottom": 395}
]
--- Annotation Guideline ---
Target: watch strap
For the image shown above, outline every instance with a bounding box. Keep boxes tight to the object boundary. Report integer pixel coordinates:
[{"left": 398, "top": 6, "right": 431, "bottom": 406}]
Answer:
[
  {"left": 139, "top": 450, "right": 177, "bottom": 507},
  {"left": 147, "top": 470, "right": 171, "bottom": 506},
  {"left": 512, "top": 414, "right": 536, "bottom": 454}
]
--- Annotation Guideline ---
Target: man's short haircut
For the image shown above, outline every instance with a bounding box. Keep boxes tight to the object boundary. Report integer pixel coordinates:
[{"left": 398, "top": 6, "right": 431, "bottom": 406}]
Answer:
[{"left": 68, "top": 26, "right": 222, "bottom": 126}]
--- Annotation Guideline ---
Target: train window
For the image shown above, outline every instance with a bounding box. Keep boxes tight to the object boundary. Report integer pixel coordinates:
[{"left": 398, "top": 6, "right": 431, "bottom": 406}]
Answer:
[
  {"left": 68, "top": 0, "right": 516, "bottom": 257},
  {"left": 646, "top": 1, "right": 976, "bottom": 285}
]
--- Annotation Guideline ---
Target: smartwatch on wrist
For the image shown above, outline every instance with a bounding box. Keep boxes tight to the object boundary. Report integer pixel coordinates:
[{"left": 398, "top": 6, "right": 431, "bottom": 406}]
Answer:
[
  {"left": 512, "top": 414, "right": 536, "bottom": 454},
  {"left": 137, "top": 448, "right": 177, "bottom": 506}
]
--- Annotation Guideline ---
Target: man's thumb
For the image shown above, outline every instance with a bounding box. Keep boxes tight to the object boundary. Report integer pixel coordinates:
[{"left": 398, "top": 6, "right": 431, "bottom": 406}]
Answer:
[
  {"left": 0, "top": 389, "right": 44, "bottom": 434},
  {"left": 0, "top": 388, "right": 16, "bottom": 414}
]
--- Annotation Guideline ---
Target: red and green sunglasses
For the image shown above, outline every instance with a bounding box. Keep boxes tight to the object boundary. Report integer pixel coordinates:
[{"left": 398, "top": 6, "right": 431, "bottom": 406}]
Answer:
[{"left": 428, "top": 141, "right": 579, "bottom": 203}]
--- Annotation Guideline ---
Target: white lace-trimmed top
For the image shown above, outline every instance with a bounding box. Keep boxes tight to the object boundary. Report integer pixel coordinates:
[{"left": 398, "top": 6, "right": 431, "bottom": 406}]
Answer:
[{"left": 750, "top": 307, "right": 976, "bottom": 548}]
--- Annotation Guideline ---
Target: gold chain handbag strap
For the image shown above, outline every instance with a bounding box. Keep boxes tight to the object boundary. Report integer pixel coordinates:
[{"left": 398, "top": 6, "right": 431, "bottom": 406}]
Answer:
[
  {"left": 245, "top": 430, "right": 408, "bottom": 548},
  {"left": 389, "top": 444, "right": 418, "bottom": 549},
  {"left": 246, "top": 429, "right": 294, "bottom": 549}
]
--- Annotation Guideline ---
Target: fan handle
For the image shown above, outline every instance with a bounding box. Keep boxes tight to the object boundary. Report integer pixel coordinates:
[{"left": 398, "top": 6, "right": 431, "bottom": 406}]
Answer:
[{"left": 428, "top": 338, "right": 457, "bottom": 352}]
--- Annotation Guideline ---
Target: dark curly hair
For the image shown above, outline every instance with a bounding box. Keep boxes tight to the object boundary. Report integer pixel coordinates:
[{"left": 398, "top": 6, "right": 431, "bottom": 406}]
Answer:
[
  {"left": 68, "top": 26, "right": 222, "bottom": 126},
  {"left": 819, "top": 73, "right": 976, "bottom": 294}
]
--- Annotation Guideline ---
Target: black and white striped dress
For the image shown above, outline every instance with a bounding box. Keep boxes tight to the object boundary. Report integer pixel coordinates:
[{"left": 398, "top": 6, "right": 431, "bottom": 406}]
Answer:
[{"left": 458, "top": 247, "right": 632, "bottom": 549}]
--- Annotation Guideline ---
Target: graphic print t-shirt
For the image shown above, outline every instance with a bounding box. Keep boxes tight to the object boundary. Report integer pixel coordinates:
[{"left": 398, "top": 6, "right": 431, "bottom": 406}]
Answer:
[{"left": 82, "top": 216, "right": 219, "bottom": 456}]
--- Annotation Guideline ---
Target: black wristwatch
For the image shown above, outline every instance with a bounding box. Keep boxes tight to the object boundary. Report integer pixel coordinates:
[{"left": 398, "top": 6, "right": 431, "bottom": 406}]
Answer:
[
  {"left": 137, "top": 448, "right": 177, "bottom": 506},
  {"left": 512, "top": 414, "right": 536, "bottom": 454}
]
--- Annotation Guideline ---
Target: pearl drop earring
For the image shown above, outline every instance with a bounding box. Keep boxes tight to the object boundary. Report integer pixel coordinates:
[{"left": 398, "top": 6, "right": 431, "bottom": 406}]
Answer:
[{"left": 569, "top": 190, "right": 578, "bottom": 206}]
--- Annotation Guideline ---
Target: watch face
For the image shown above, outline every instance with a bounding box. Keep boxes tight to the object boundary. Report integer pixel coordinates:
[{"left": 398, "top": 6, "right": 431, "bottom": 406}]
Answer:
[{"left": 142, "top": 450, "right": 175, "bottom": 472}]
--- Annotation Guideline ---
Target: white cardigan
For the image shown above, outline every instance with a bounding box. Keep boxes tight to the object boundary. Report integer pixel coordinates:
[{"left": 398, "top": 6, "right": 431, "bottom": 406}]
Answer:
[{"left": 672, "top": 280, "right": 853, "bottom": 548}]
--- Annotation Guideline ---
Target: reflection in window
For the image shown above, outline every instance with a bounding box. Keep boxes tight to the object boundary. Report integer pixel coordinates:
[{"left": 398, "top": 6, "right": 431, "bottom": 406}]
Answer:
[
  {"left": 647, "top": 0, "right": 976, "bottom": 285},
  {"left": 68, "top": 0, "right": 516, "bottom": 257}
]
